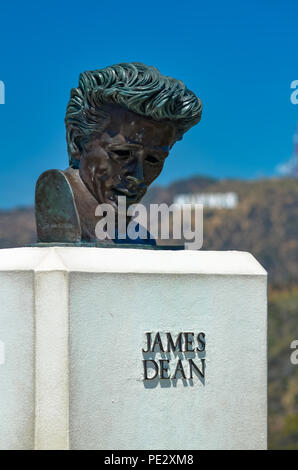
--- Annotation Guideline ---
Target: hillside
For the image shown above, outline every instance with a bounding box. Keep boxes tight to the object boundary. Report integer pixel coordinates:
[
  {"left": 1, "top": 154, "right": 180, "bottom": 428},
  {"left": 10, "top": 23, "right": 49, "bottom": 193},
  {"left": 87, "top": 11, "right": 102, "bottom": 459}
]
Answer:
[
  {"left": 144, "top": 176, "right": 298, "bottom": 288},
  {"left": 269, "top": 287, "right": 298, "bottom": 449},
  {"left": 0, "top": 207, "right": 36, "bottom": 248}
]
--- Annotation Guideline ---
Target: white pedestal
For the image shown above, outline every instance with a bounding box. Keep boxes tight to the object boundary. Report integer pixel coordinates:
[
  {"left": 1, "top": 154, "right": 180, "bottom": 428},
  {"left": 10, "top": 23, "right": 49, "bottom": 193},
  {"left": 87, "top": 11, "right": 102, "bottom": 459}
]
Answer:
[{"left": 0, "top": 247, "right": 267, "bottom": 450}]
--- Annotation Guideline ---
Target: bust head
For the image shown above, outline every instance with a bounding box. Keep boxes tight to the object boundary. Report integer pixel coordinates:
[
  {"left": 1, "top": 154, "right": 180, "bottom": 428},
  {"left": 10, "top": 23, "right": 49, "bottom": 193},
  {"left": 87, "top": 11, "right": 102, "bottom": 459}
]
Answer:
[{"left": 65, "top": 63, "right": 202, "bottom": 208}]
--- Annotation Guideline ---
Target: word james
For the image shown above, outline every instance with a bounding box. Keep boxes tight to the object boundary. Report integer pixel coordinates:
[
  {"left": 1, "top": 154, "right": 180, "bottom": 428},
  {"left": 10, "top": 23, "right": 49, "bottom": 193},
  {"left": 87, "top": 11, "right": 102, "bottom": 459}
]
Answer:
[{"left": 142, "top": 331, "right": 206, "bottom": 381}]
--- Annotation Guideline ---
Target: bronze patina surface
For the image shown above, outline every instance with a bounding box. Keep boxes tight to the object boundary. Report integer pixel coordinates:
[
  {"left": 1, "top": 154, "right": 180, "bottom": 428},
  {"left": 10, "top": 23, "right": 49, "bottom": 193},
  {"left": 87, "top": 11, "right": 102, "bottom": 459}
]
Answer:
[{"left": 35, "top": 63, "right": 202, "bottom": 244}]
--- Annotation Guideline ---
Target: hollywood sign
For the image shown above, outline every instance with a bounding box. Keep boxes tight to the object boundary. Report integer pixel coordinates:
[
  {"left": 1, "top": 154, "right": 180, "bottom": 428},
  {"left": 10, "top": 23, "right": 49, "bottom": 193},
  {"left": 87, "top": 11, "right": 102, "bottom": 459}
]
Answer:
[{"left": 174, "top": 192, "right": 238, "bottom": 209}]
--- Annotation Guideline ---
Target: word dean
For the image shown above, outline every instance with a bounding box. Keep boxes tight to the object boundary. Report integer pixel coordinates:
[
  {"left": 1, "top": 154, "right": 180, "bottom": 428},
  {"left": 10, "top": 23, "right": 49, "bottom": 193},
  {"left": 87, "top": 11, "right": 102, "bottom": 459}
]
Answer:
[{"left": 142, "top": 331, "right": 205, "bottom": 381}]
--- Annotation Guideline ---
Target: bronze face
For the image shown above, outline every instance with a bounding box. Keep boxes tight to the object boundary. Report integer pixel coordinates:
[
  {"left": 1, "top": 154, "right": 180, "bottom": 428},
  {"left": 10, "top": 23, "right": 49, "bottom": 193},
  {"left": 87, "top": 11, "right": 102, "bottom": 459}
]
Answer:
[{"left": 78, "top": 104, "right": 178, "bottom": 210}]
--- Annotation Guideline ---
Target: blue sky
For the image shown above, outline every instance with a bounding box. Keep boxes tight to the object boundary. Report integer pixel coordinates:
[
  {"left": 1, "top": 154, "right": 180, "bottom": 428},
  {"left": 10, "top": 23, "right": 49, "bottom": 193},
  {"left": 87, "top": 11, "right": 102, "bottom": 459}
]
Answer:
[{"left": 0, "top": 0, "right": 297, "bottom": 208}]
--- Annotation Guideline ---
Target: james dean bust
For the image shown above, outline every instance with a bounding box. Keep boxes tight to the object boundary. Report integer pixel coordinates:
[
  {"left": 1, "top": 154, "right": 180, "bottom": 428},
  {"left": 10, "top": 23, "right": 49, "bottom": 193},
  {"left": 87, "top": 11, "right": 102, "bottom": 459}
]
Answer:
[{"left": 35, "top": 63, "right": 202, "bottom": 244}]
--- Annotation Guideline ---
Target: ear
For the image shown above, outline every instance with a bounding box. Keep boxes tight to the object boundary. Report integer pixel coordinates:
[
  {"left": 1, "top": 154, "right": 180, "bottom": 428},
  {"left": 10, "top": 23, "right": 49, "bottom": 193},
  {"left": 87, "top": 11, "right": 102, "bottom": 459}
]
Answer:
[{"left": 66, "top": 125, "right": 82, "bottom": 163}]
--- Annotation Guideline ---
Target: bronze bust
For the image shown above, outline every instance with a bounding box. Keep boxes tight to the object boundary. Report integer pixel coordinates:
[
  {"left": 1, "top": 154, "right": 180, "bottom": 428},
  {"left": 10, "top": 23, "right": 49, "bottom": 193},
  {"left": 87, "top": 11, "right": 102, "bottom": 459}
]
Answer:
[{"left": 35, "top": 63, "right": 202, "bottom": 244}]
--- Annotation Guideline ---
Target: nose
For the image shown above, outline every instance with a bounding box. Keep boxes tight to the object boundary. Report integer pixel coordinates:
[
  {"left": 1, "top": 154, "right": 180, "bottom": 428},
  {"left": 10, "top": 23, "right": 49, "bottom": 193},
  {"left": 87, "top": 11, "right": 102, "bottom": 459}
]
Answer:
[{"left": 126, "top": 157, "right": 145, "bottom": 188}]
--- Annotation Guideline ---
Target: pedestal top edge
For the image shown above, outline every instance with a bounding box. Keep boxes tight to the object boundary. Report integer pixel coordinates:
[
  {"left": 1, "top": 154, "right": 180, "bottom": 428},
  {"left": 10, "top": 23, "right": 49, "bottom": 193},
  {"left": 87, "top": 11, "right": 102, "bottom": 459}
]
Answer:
[{"left": 0, "top": 247, "right": 267, "bottom": 276}]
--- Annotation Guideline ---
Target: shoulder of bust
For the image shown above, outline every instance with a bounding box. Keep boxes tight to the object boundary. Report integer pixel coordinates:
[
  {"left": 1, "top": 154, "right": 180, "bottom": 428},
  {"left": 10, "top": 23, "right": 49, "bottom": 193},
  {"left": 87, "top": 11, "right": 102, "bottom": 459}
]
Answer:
[{"left": 35, "top": 169, "right": 81, "bottom": 243}]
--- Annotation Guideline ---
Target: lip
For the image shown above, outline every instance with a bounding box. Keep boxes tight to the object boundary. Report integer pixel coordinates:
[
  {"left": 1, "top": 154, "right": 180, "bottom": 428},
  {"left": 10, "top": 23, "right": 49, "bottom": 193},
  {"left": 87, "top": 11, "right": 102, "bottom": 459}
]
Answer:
[{"left": 112, "top": 187, "right": 138, "bottom": 199}]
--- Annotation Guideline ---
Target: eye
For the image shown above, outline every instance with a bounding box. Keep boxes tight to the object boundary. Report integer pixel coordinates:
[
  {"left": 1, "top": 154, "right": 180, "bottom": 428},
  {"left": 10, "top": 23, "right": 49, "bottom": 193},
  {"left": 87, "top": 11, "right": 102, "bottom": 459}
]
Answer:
[
  {"left": 115, "top": 149, "right": 131, "bottom": 158},
  {"left": 146, "top": 154, "right": 160, "bottom": 164}
]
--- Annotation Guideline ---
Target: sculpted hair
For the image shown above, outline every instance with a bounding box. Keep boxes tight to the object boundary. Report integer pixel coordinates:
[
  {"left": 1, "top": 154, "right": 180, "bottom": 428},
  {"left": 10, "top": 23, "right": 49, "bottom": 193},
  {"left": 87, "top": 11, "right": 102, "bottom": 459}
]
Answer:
[{"left": 65, "top": 62, "right": 203, "bottom": 166}]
